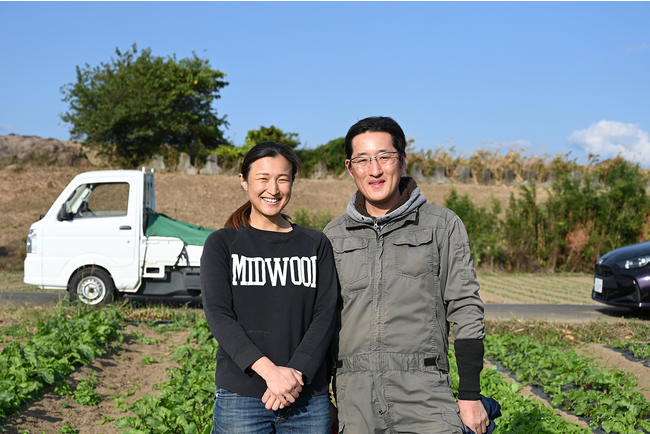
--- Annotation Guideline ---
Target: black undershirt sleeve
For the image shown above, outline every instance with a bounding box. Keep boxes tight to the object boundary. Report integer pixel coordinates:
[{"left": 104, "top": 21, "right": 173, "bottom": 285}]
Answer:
[{"left": 454, "top": 338, "right": 484, "bottom": 400}]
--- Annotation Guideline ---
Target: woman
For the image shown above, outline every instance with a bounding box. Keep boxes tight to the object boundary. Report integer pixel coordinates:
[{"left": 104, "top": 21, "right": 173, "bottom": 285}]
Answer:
[{"left": 201, "top": 142, "right": 337, "bottom": 433}]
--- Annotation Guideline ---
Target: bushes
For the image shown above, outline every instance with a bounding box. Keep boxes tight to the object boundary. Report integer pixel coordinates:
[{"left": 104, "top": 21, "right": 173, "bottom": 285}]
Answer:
[
  {"left": 444, "top": 189, "right": 504, "bottom": 269},
  {"left": 446, "top": 158, "right": 650, "bottom": 272},
  {"left": 504, "top": 184, "right": 550, "bottom": 271},
  {"left": 295, "top": 137, "right": 347, "bottom": 177},
  {"left": 292, "top": 207, "right": 332, "bottom": 232}
]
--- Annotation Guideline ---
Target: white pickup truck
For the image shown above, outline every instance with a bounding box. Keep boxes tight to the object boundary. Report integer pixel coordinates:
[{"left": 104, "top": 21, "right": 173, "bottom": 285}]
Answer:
[{"left": 24, "top": 169, "right": 214, "bottom": 305}]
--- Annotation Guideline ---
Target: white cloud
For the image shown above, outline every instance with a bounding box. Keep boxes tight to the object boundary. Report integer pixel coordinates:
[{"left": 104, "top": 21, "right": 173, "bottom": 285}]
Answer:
[
  {"left": 568, "top": 120, "right": 650, "bottom": 167},
  {"left": 623, "top": 43, "right": 649, "bottom": 52},
  {"left": 0, "top": 123, "right": 14, "bottom": 133}
]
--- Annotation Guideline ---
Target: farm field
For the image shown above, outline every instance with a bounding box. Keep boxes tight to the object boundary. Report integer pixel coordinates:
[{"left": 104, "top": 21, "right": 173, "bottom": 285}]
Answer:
[
  {"left": 2, "top": 165, "right": 648, "bottom": 433},
  {"left": 0, "top": 302, "right": 649, "bottom": 434},
  {"left": 477, "top": 272, "right": 599, "bottom": 305}
]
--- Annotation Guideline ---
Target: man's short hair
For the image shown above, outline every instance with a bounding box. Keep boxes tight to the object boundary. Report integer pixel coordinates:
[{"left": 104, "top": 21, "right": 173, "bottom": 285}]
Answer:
[{"left": 345, "top": 116, "right": 407, "bottom": 165}]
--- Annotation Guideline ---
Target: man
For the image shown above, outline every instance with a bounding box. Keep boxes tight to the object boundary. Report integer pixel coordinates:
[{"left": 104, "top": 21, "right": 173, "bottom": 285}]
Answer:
[{"left": 324, "top": 116, "right": 489, "bottom": 434}]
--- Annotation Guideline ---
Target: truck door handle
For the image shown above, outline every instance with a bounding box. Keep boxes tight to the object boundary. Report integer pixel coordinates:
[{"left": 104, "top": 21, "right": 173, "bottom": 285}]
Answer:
[{"left": 119, "top": 225, "right": 132, "bottom": 230}]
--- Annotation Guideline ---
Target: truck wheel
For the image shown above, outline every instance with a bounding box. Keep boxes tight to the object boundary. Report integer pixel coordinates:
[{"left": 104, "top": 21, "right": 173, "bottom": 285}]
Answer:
[{"left": 69, "top": 267, "right": 116, "bottom": 306}]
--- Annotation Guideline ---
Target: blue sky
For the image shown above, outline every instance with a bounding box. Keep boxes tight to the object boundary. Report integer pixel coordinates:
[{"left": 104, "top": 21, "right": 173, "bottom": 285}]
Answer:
[{"left": 1, "top": 2, "right": 649, "bottom": 166}]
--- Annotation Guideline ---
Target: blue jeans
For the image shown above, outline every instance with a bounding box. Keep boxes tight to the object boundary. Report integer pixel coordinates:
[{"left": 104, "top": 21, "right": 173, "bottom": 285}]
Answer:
[{"left": 212, "top": 387, "right": 331, "bottom": 434}]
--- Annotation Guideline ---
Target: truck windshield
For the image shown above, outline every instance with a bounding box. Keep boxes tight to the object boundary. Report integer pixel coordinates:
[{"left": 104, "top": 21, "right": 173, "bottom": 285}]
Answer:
[{"left": 65, "top": 182, "right": 130, "bottom": 219}]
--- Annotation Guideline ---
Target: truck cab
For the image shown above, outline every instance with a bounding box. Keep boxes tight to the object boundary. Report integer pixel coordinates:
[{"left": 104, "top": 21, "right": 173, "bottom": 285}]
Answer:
[{"left": 24, "top": 169, "right": 212, "bottom": 305}]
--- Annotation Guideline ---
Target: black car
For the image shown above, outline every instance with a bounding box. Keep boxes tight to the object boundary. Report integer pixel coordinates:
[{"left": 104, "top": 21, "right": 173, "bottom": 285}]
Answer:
[{"left": 592, "top": 241, "right": 650, "bottom": 310}]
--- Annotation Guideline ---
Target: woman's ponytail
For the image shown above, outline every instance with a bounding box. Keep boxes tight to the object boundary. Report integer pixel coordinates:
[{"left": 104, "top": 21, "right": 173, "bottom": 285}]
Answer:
[{"left": 224, "top": 200, "right": 252, "bottom": 229}]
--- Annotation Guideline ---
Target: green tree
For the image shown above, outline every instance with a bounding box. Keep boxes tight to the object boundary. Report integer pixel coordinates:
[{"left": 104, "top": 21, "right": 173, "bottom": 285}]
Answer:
[
  {"left": 296, "top": 137, "right": 347, "bottom": 177},
  {"left": 60, "top": 44, "right": 229, "bottom": 167},
  {"left": 213, "top": 125, "right": 301, "bottom": 172},
  {"left": 245, "top": 125, "right": 300, "bottom": 149}
]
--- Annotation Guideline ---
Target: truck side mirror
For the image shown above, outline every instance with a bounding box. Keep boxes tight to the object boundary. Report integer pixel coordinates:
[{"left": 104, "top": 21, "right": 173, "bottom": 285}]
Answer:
[{"left": 57, "top": 203, "right": 73, "bottom": 221}]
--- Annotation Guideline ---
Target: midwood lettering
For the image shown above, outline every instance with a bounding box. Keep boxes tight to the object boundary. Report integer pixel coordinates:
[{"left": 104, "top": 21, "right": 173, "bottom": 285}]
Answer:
[{"left": 231, "top": 254, "right": 317, "bottom": 287}]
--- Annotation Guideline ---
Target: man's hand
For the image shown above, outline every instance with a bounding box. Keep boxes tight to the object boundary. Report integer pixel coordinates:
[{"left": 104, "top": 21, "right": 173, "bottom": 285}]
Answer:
[{"left": 458, "top": 399, "right": 488, "bottom": 434}]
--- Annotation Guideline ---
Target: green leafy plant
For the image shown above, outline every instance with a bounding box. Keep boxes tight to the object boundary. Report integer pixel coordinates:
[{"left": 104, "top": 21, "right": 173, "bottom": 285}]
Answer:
[
  {"left": 73, "top": 373, "right": 101, "bottom": 406},
  {"left": 111, "top": 382, "right": 139, "bottom": 414},
  {"left": 54, "top": 381, "right": 73, "bottom": 397},
  {"left": 611, "top": 340, "right": 650, "bottom": 361},
  {"left": 0, "top": 306, "right": 122, "bottom": 421},
  {"left": 141, "top": 355, "right": 160, "bottom": 365},
  {"left": 113, "top": 395, "right": 129, "bottom": 413},
  {"left": 450, "top": 347, "right": 591, "bottom": 433},
  {"left": 98, "top": 416, "right": 115, "bottom": 425},
  {"left": 129, "top": 330, "right": 161, "bottom": 345},
  {"left": 484, "top": 332, "right": 650, "bottom": 433}
]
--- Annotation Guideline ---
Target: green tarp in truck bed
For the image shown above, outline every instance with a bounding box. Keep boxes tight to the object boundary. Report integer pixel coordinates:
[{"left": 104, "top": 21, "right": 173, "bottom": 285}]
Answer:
[{"left": 145, "top": 212, "right": 216, "bottom": 246}]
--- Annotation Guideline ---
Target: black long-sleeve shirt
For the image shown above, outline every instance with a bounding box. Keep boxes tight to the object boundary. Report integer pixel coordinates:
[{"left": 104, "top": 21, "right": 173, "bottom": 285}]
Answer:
[{"left": 200, "top": 224, "right": 338, "bottom": 399}]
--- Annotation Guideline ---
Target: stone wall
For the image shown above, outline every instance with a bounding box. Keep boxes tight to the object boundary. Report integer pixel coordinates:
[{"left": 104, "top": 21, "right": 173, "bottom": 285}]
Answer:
[{"left": 0, "top": 134, "right": 90, "bottom": 167}]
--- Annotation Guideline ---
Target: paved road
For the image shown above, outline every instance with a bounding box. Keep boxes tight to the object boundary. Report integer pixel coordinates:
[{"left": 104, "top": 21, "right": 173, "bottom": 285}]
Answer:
[
  {"left": 0, "top": 291, "right": 68, "bottom": 307},
  {"left": 0, "top": 291, "right": 203, "bottom": 308},
  {"left": 1, "top": 291, "right": 649, "bottom": 322}
]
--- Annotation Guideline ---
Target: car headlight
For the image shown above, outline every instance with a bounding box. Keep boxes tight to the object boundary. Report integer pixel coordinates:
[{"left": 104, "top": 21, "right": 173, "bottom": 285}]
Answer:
[
  {"left": 616, "top": 255, "right": 650, "bottom": 269},
  {"left": 26, "top": 229, "right": 36, "bottom": 253}
]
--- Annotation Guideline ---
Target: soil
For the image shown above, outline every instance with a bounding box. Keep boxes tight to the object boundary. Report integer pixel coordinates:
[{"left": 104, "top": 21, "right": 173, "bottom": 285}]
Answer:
[
  {"left": 0, "top": 315, "right": 16, "bottom": 330},
  {"left": 1, "top": 324, "right": 191, "bottom": 434}
]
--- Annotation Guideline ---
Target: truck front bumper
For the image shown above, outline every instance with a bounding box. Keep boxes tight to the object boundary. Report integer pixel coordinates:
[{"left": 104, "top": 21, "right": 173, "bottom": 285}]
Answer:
[{"left": 23, "top": 254, "right": 43, "bottom": 288}]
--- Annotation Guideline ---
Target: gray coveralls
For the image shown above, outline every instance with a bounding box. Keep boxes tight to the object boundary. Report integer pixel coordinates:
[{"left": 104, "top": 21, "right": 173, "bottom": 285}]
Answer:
[{"left": 324, "top": 187, "right": 485, "bottom": 434}]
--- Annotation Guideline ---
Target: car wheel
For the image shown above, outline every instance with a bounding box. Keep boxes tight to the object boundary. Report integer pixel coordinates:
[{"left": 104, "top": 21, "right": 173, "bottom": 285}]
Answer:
[{"left": 69, "top": 267, "right": 116, "bottom": 306}]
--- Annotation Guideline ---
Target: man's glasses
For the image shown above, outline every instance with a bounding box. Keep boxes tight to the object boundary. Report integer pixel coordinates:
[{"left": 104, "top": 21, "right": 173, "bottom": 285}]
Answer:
[{"left": 348, "top": 152, "right": 399, "bottom": 168}]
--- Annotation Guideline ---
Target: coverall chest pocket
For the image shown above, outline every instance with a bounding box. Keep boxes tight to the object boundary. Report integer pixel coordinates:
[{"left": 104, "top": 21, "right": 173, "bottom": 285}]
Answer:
[
  {"left": 332, "top": 237, "right": 369, "bottom": 292},
  {"left": 393, "top": 229, "right": 435, "bottom": 279}
]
